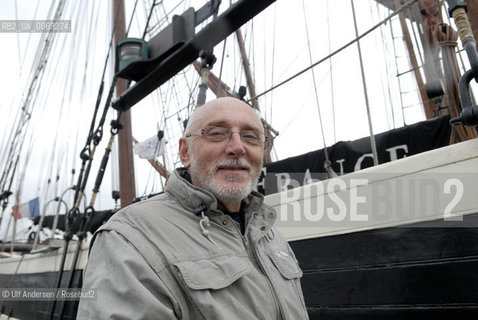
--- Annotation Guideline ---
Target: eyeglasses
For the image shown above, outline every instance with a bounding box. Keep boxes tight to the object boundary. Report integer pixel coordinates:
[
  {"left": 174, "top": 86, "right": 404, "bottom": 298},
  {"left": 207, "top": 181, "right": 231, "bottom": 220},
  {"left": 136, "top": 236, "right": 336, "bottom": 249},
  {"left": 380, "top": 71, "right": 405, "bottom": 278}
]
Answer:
[{"left": 185, "top": 126, "right": 266, "bottom": 146}]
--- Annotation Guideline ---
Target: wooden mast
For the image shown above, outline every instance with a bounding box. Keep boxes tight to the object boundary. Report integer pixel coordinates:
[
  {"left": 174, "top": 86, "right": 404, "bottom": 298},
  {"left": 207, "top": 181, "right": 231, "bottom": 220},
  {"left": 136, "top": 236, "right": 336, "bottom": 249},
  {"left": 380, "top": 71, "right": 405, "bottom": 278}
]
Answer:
[
  {"left": 235, "top": 29, "right": 260, "bottom": 110},
  {"left": 235, "top": 28, "right": 274, "bottom": 163},
  {"left": 114, "top": 0, "right": 136, "bottom": 207}
]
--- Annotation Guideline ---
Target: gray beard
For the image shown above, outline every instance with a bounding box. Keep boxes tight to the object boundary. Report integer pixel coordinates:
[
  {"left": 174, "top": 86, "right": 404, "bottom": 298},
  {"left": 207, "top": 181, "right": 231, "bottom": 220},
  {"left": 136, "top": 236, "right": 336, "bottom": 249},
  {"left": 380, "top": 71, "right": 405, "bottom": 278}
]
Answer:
[{"left": 189, "top": 156, "right": 259, "bottom": 208}]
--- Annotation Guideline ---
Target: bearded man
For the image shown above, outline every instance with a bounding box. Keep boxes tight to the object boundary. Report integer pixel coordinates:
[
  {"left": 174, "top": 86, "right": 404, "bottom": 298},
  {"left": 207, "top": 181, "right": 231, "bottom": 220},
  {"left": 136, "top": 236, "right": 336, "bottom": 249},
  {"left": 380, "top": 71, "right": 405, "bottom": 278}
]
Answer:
[{"left": 77, "top": 97, "right": 309, "bottom": 319}]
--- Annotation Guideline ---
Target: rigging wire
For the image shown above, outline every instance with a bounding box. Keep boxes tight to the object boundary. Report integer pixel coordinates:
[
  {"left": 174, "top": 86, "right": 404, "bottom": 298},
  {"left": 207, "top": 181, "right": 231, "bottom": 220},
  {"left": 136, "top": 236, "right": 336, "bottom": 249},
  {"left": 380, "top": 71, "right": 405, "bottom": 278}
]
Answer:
[
  {"left": 262, "top": 10, "right": 268, "bottom": 118},
  {"left": 13, "top": 0, "right": 22, "bottom": 77},
  {"left": 1, "top": 0, "right": 64, "bottom": 186},
  {"left": 247, "top": 25, "right": 258, "bottom": 105},
  {"left": 250, "top": 21, "right": 258, "bottom": 107},
  {"left": 247, "top": 0, "right": 419, "bottom": 104},
  {"left": 301, "top": 0, "right": 332, "bottom": 169},
  {"left": 142, "top": 0, "right": 160, "bottom": 39},
  {"left": 56, "top": 0, "right": 89, "bottom": 196},
  {"left": 375, "top": 1, "right": 397, "bottom": 129},
  {"left": 157, "top": 1, "right": 169, "bottom": 30},
  {"left": 126, "top": 0, "right": 141, "bottom": 36},
  {"left": 388, "top": 12, "right": 408, "bottom": 125},
  {"left": 269, "top": 2, "right": 277, "bottom": 124},
  {"left": 19, "top": 0, "right": 40, "bottom": 69},
  {"left": 68, "top": 0, "right": 124, "bottom": 212},
  {"left": 0, "top": 108, "right": 22, "bottom": 190},
  {"left": 53, "top": 4, "right": 128, "bottom": 306},
  {"left": 326, "top": 0, "right": 337, "bottom": 143},
  {"left": 408, "top": 13, "right": 425, "bottom": 68},
  {"left": 29, "top": 0, "right": 80, "bottom": 202},
  {"left": 142, "top": 0, "right": 187, "bottom": 40},
  {"left": 68, "top": 0, "right": 104, "bottom": 188},
  {"left": 350, "top": 0, "right": 379, "bottom": 166},
  {"left": 3, "top": 0, "right": 68, "bottom": 211},
  {"left": 216, "top": 38, "right": 228, "bottom": 97},
  {"left": 15, "top": 123, "right": 37, "bottom": 202},
  {"left": 0, "top": 0, "right": 70, "bottom": 296},
  {"left": 232, "top": 32, "right": 241, "bottom": 92},
  {"left": 38, "top": 1, "right": 122, "bottom": 313},
  {"left": 180, "top": 66, "right": 197, "bottom": 108}
]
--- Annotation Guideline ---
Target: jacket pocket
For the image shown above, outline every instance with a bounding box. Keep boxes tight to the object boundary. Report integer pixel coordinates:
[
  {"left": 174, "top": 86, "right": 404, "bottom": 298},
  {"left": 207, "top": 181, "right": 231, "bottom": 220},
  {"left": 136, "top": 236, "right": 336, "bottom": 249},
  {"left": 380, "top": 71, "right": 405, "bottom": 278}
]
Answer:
[
  {"left": 173, "top": 255, "right": 250, "bottom": 290},
  {"left": 267, "top": 248, "right": 303, "bottom": 280},
  {"left": 172, "top": 255, "right": 271, "bottom": 320}
]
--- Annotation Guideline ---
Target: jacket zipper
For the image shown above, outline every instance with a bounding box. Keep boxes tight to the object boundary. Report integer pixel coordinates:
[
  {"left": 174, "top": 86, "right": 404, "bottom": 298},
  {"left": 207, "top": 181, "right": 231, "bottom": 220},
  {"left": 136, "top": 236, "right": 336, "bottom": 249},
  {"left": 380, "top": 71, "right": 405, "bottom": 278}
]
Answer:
[{"left": 225, "top": 215, "right": 284, "bottom": 320}]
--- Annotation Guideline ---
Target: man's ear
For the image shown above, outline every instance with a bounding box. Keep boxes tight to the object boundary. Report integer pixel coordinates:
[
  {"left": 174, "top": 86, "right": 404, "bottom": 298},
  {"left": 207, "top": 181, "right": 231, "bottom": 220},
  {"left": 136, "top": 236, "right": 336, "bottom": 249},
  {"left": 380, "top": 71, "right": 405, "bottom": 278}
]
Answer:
[{"left": 179, "top": 137, "right": 191, "bottom": 168}]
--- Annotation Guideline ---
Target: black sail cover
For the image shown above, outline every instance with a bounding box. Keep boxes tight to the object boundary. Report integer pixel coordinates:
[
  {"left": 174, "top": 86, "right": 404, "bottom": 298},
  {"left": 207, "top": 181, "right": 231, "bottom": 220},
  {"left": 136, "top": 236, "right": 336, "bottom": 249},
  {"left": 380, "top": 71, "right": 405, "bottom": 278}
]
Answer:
[{"left": 258, "top": 115, "right": 452, "bottom": 195}]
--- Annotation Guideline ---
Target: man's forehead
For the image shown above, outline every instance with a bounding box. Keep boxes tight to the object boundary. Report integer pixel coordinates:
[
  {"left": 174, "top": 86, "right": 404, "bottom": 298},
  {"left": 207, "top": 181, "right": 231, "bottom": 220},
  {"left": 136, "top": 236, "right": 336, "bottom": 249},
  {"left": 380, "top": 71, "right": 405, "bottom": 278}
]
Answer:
[{"left": 193, "top": 99, "right": 261, "bottom": 129}]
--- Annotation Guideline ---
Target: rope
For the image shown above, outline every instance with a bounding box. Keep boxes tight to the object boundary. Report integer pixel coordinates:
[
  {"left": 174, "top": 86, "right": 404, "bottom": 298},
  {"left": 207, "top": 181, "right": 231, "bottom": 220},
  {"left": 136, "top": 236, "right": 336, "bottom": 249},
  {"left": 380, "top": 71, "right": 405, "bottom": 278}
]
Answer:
[
  {"left": 301, "top": 0, "right": 336, "bottom": 176},
  {"left": 142, "top": 0, "right": 160, "bottom": 39},
  {"left": 326, "top": 0, "right": 337, "bottom": 143},
  {"left": 216, "top": 38, "right": 228, "bottom": 97},
  {"left": 13, "top": 0, "right": 22, "bottom": 77},
  {"left": 199, "top": 211, "right": 220, "bottom": 248},
  {"left": 0, "top": 0, "right": 67, "bottom": 209},
  {"left": 452, "top": 8, "right": 474, "bottom": 44},
  {"left": 350, "top": 0, "right": 379, "bottom": 166},
  {"left": 247, "top": 0, "right": 419, "bottom": 103},
  {"left": 376, "top": 1, "right": 397, "bottom": 129},
  {"left": 126, "top": 0, "right": 140, "bottom": 37},
  {"left": 269, "top": 3, "right": 277, "bottom": 124},
  {"left": 442, "top": 3, "right": 468, "bottom": 77}
]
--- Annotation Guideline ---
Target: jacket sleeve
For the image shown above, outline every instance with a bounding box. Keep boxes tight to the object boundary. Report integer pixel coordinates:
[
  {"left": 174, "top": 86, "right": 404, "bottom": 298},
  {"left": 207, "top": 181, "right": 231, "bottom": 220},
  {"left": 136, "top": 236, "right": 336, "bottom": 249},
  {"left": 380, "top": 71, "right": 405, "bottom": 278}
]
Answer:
[{"left": 77, "top": 230, "right": 179, "bottom": 319}]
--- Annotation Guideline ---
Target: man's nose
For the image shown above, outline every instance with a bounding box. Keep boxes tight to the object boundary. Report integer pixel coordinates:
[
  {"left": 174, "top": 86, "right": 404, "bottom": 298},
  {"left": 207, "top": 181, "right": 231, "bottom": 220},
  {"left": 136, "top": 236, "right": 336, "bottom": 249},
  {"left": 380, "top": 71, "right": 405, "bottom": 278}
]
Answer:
[{"left": 225, "top": 131, "right": 246, "bottom": 156}]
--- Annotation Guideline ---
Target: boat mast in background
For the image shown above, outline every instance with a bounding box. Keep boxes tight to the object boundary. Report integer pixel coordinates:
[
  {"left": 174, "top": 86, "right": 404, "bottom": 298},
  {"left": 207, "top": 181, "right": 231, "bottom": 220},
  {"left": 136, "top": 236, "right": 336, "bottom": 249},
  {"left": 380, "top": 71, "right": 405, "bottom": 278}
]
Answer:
[{"left": 114, "top": 0, "right": 136, "bottom": 208}]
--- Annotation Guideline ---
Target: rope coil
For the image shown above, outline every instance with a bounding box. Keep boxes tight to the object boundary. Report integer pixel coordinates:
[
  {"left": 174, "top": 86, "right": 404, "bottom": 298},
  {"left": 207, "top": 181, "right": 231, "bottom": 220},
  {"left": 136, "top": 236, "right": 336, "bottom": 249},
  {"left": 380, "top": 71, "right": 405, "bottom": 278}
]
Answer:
[{"left": 452, "top": 8, "right": 474, "bottom": 44}]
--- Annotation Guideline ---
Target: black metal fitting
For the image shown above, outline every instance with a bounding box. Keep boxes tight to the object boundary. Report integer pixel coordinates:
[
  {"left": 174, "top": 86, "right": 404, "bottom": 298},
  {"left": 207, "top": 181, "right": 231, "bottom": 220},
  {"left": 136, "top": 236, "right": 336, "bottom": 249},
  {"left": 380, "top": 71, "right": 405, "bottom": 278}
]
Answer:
[
  {"left": 450, "top": 70, "right": 478, "bottom": 127},
  {"left": 199, "top": 49, "right": 216, "bottom": 69},
  {"left": 93, "top": 127, "right": 103, "bottom": 145},
  {"left": 110, "top": 119, "right": 124, "bottom": 134},
  {"left": 80, "top": 146, "right": 91, "bottom": 161}
]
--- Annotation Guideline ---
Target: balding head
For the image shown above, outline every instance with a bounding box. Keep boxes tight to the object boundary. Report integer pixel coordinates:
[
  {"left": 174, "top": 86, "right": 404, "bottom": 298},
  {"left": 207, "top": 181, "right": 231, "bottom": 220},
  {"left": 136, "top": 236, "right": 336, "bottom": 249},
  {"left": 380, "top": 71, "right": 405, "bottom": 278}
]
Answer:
[{"left": 184, "top": 97, "right": 263, "bottom": 137}]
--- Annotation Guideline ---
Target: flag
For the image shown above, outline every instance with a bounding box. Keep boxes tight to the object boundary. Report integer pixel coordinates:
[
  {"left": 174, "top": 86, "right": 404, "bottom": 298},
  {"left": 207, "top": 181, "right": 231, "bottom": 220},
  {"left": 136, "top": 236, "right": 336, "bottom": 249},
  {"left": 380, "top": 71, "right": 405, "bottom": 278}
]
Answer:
[
  {"left": 12, "top": 197, "right": 40, "bottom": 220},
  {"left": 12, "top": 205, "right": 21, "bottom": 220},
  {"left": 134, "top": 132, "right": 165, "bottom": 159}
]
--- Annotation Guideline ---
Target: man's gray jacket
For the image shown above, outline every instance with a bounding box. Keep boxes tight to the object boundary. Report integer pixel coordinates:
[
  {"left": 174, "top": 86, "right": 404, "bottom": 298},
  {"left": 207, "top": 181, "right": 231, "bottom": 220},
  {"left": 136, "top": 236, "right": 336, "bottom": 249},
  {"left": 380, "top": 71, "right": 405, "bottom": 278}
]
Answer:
[{"left": 77, "top": 168, "right": 309, "bottom": 319}]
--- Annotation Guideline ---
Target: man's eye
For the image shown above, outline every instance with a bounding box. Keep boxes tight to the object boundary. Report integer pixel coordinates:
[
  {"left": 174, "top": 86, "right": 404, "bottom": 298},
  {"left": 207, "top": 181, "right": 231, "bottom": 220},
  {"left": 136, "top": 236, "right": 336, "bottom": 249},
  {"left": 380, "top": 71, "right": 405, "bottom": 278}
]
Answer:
[
  {"left": 207, "top": 128, "right": 228, "bottom": 137},
  {"left": 242, "top": 131, "right": 260, "bottom": 140}
]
